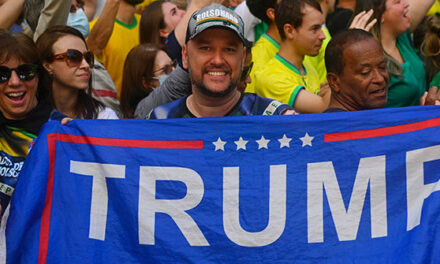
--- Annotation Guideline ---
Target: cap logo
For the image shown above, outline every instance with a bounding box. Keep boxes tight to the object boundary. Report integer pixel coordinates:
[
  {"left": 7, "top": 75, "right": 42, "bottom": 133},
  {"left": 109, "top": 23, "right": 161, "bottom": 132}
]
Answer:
[{"left": 195, "top": 9, "right": 239, "bottom": 29}]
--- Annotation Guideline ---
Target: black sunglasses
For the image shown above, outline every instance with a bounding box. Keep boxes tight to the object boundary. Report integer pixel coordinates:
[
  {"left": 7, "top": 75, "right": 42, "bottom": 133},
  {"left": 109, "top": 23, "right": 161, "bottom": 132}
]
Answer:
[
  {"left": 240, "top": 62, "right": 253, "bottom": 82},
  {"left": 0, "top": 64, "right": 39, "bottom": 83},
  {"left": 52, "top": 49, "right": 94, "bottom": 67}
]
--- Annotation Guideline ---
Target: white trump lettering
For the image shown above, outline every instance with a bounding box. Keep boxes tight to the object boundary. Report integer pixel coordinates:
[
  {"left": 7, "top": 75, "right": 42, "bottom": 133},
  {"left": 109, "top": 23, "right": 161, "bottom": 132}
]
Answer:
[
  {"left": 138, "top": 166, "right": 209, "bottom": 246},
  {"left": 406, "top": 145, "right": 440, "bottom": 230},
  {"left": 223, "top": 165, "right": 286, "bottom": 247},
  {"left": 70, "top": 144, "right": 440, "bottom": 247},
  {"left": 307, "top": 156, "right": 387, "bottom": 243},
  {"left": 70, "top": 161, "right": 126, "bottom": 241}
]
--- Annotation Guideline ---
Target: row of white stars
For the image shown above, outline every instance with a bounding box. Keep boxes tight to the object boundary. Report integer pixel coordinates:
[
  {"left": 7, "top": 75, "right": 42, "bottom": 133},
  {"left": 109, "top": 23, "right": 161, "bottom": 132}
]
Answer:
[{"left": 212, "top": 133, "right": 314, "bottom": 151}]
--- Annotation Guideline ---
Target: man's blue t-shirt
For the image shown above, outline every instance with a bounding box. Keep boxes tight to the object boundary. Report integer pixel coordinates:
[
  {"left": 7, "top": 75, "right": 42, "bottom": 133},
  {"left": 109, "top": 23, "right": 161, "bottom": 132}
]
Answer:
[{"left": 149, "top": 93, "right": 292, "bottom": 119}]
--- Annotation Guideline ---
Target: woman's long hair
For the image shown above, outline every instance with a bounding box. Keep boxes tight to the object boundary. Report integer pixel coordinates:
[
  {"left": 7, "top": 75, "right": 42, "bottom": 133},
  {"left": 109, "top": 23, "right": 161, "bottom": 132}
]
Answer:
[
  {"left": 36, "top": 25, "right": 103, "bottom": 119},
  {"left": 120, "top": 43, "right": 164, "bottom": 118},
  {"left": 421, "top": 15, "right": 440, "bottom": 69},
  {"left": 351, "top": 0, "right": 404, "bottom": 77},
  {"left": 139, "top": 0, "right": 166, "bottom": 45}
]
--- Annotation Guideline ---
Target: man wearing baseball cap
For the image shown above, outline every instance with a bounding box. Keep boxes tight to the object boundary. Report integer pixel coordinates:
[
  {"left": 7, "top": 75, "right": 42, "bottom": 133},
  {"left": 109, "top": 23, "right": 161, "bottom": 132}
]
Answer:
[{"left": 149, "top": 4, "right": 295, "bottom": 118}]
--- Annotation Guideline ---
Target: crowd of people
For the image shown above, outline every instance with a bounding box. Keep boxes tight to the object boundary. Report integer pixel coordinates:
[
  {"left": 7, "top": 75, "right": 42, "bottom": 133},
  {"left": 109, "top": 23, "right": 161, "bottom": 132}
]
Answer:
[{"left": 0, "top": 0, "right": 440, "bottom": 236}]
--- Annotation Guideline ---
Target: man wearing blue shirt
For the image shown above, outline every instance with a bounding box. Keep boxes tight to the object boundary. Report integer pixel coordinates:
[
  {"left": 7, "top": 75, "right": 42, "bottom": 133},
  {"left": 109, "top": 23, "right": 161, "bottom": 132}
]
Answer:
[{"left": 149, "top": 4, "right": 295, "bottom": 119}]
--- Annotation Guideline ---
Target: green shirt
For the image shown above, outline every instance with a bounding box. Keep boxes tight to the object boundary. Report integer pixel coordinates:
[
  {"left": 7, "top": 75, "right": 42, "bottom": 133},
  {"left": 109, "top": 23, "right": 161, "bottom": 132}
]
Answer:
[
  {"left": 386, "top": 31, "right": 426, "bottom": 108},
  {"left": 430, "top": 71, "right": 440, "bottom": 88}
]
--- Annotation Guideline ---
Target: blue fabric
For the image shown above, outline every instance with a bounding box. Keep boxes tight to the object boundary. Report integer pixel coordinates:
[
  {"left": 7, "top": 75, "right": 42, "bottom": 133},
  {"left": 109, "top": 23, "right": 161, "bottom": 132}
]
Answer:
[
  {"left": 8, "top": 24, "right": 23, "bottom": 33},
  {"left": 164, "top": 30, "right": 183, "bottom": 67},
  {"left": 149, "top": 93, "right": 291, "bottom": 118},
  {"left": 6, "top": 106, "right": 440, "bottom": 263},
  {"left": 48, "top": 110, "right": 67, "bottom": 121}
]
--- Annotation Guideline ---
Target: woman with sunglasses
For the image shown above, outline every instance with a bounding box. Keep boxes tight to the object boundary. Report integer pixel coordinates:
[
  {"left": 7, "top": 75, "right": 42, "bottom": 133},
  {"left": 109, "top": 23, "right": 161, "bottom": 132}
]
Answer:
[
  {"left": 36, "top": 25, "right": 118, "bottom": 119},
  {"left": 0, "top": 30, "right": 53, "bottom": 216},
  {"left": 120, "top": 43, "right": 175, "bottom": 118}
]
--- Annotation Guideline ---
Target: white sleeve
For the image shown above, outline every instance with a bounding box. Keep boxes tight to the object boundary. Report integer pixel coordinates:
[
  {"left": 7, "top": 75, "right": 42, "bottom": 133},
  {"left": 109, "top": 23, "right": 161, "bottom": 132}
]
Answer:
[
  {"left": 234, "top": 1, "right": 261, "bottom": 43},
  {"left": 97, "top": 107, "right": 119, "bottom": 120}
]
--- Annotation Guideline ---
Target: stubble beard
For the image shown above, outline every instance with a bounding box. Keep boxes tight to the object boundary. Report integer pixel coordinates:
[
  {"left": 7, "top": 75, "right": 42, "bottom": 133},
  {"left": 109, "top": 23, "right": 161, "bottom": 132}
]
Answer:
[{"left": 188, "top": 68, "right": 239, "bottom": 98}]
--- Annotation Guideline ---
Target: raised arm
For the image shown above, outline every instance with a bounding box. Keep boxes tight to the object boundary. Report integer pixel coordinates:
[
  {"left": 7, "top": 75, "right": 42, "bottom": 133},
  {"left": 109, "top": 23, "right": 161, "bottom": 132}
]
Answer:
[
  {"left": 409, "top": 0, "right": 435, "bottom": 32},
  {"left": 33, "top": 0, "right": 71, "bottom": 40},
  {"left": 0, "top": 0, "right": 24, "bottom": 29},
  {"left": 293, "top": 87, "right": 331, "bottom": 113},
  {"left": 87, "top": 0, "right": 120, "bottom": 58},
  {"left": 174, "top": 0, "right": 226, "bottom": 47},
  {"left": 83, "top": 0, "right": 97, "bottom": 21}
]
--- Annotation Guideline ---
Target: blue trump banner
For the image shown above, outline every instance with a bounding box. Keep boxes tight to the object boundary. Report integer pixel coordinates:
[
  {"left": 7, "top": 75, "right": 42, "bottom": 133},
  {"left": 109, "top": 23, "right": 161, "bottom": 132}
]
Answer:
[{"left": 4, "top": 106, "right": 440, "bottom": 263}]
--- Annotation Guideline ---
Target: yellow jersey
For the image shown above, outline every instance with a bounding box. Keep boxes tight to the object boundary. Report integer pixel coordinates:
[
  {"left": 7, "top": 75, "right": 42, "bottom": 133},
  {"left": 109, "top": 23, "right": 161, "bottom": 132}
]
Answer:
[
  {"left": 89, "top": 14, "right": 141, "bottom": 99},
  {"left": 138, "top": 0, "right": 156, "bottom": 8},
  {"left": 254, "top": 53, "right": 320, "bottom": 106},
  {"left": 427, "top": 1, "right": 440, "bottom": 15},
  {"left": 246, "top": 33, "right": 280, "bottom": 93}
]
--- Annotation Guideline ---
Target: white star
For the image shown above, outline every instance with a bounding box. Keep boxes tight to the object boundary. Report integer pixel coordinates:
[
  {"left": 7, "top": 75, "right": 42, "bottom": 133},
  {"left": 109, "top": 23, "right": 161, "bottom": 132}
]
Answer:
[
  {"left": 300, "top": 133, "right": 314, "bottom": 147},
  {"left": 256, "top": 136, "right": 270, "bottom": 149},
  {"left": 278, "top": 134, "right": 292, "bottom": 148},
  {"left": 212, "top": 137, "right": 226, "bottom": 151},
  {"left": 235, "top": 137, "right": 248, "bottom": 150}
]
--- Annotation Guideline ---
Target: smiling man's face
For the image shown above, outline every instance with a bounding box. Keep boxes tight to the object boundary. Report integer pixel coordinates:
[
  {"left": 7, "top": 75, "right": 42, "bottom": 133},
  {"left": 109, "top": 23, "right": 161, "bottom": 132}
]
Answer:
[{"left": 183, "top": 28, "right": 245, "bottom": 97}]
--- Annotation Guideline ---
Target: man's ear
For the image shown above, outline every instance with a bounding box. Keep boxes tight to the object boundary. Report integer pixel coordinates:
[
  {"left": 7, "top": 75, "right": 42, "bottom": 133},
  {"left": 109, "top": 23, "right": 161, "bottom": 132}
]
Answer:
[
  {"left": 326, "top": 72, "right": 341, "bottom": 93},
  {"left": 182, "top": 44, "right": 188, "bottom": 70},
  {"left": 266, "top": 8, "right": 276, "bottom": 22},
  {"left": 284, "top": 23, "right": 295, "bottom": 40}
]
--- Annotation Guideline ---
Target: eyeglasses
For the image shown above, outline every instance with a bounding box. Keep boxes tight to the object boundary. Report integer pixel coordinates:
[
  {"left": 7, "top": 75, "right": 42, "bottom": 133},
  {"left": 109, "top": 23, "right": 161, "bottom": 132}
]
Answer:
[
  {"left": 0, "top": 64, "right": 39, "bottom": 83},
  {"left": 52, "top": 49, "right": 94, "bottom": 67},
  {"left": 153, "top": 60, "right": 177, "bottom": 75},
  {"left": 240, "top": 62, "right": 253, "bottom": 82}
]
